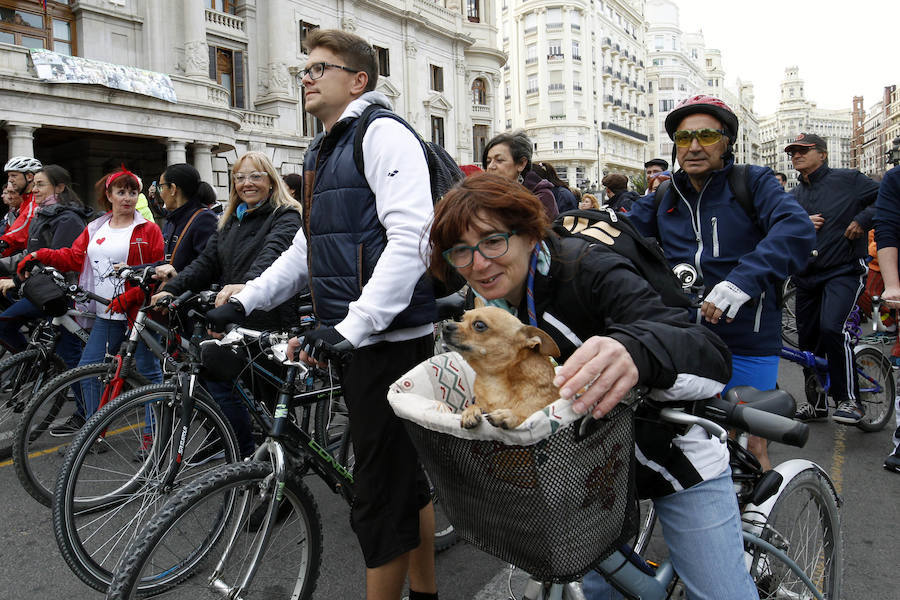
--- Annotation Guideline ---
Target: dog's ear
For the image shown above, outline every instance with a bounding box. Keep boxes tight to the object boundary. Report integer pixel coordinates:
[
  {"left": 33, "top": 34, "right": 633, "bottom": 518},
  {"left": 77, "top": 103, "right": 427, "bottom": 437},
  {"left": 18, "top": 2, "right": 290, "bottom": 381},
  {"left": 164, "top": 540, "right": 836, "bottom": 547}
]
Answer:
[
  {"left": 473, "top": 295, "right": 486, "bottom": 309},
  {"left": 522, "top": 326, "right": 561, "bottom": 357}
]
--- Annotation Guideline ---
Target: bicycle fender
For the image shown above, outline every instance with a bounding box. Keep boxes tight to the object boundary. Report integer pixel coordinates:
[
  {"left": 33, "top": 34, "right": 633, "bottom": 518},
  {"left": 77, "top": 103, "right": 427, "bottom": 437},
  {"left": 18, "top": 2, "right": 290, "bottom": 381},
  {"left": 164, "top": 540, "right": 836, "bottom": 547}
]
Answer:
[{"left": 741, "top": 459, "right": 840, "bottom": 535}]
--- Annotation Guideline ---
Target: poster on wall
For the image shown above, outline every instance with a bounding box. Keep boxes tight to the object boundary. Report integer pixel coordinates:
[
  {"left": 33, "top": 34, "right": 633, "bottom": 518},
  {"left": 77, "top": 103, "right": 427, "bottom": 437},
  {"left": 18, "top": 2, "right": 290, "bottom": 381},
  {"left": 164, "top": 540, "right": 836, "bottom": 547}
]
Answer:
[{"left": 29, "top": 48, "right": 177, "bottom": 103}]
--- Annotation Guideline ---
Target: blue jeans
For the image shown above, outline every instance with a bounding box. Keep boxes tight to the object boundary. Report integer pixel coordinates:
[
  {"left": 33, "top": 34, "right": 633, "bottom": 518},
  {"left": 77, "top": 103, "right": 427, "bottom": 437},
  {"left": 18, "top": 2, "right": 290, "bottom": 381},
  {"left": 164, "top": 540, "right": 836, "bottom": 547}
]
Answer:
[
  {"left": 203, "top": 379, "right": 254, "bottom": 458},
  {"left": 583, "top": 470, "right": 758, "bottom": 600},
  {"left": 78, "top": 317, "right": 162, "bottom": 418},
  {"left": 0, "top": 297, "right": 82, "bottom": 367}
]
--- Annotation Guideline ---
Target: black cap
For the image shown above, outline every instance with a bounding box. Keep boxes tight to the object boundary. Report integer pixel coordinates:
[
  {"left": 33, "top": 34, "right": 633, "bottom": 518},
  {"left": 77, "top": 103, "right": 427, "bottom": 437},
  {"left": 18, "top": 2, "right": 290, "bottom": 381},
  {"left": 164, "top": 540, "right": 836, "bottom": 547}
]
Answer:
[
  {"left": 644, "top": 158, "right": 669, "bottom": 170},
  {"left": 785, "top": 133, "right": 827, "bottom": 153}
]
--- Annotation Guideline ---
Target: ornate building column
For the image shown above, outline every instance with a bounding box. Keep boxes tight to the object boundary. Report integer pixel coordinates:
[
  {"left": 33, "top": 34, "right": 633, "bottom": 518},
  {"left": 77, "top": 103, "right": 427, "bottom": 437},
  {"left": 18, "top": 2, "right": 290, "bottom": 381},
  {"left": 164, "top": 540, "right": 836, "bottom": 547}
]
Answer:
[
  {"left": 183, "top": 0, "right": 209, "bottom": 80},
  {"left": 264, "top": 0, "right": 292, "bottom": 99},
  {"left": 4, "top": 122, "right": 39, "bottom": 158}
]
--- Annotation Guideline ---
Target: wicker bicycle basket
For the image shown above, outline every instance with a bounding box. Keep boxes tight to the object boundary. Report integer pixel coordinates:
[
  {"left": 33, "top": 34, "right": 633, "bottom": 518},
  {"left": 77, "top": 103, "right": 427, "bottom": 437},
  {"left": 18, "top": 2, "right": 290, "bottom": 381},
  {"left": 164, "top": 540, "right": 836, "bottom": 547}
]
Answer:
[{"left": 388, "top": 352, "right": 639, "bottom": 583}]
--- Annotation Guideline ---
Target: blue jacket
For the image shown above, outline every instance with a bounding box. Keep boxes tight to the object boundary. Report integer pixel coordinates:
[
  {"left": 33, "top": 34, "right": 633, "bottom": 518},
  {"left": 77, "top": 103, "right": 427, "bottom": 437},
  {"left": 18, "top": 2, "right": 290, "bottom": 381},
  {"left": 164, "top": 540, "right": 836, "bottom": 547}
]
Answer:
[
  {"left": 875, "top": 165, "right": 900, "bottom": 250},
  {"left": 791, "top": 164, "right": 878, "bottom": 275},
  {"left": 552, "top": 185, "right": 577, "bottom": 213},
  {"left": 302, "top": 113, "right": 436, "bottom": 329},
  {"left": 629, "top": 160, "right": 815, "bottom": 356}
]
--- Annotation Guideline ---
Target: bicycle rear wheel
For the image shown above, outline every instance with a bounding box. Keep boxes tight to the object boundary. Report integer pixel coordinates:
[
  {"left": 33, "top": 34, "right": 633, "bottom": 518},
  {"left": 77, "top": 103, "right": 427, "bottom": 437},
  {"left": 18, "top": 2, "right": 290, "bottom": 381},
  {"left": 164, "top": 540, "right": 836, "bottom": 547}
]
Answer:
[
  {"left": 853, "top": 346, "right": 895, "bottom": 432},
  {"left": 12, "top": 362, "right": 142, "bottom": 506},
  {"left": 52, "top": 382, "right": 239, "bottom": 592},
  {"left": 0, "top": 349, "right": 65, "bottom": 459},
  {"left": 106, "top": 460, "right": 323, "bottom": 599},
  {"left": 746, "top": 468, "right": 842, "bottom": 600}
]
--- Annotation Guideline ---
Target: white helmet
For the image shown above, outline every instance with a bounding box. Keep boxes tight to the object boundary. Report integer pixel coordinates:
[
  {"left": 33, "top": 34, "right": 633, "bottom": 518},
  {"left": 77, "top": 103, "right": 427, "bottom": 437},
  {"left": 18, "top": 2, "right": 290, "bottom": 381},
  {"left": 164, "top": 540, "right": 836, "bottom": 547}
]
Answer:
[{"left": 3, "top": 156, "right": 42, "bottom": 174}]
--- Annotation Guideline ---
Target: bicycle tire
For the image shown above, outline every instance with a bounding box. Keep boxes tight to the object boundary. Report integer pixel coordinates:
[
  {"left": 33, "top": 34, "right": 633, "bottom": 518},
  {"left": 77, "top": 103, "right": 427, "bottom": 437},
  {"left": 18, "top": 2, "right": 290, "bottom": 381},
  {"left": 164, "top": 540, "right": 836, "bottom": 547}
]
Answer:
[
  {"left": 106, "top": 460, "right": 323, "bottom": 599},
  {"left": 747, "top": 468, "right": 842, "bottom": 600},
  {"left": 52, "top": 382, "right": 239, "bottom": 593},
  {"left": 12, "top": 362, "right": 143, "bottom": 507},
  {"left": 337, "top": 432, "right": 458, "bottom": 552},
  {"left": 853, "top": 346, "right": 896, "bottom": 432},
  {"left": 0, "top": 348, "right": 65, "bottom": 459},
  {"left": 781, "top": 284, "right": 799, "bottom": 349},
  {"left": 633, "top": 499, "right": 657, "bottom": 556},
  {"left": 313, "top": 389, "right": 349, "bottom": 453}
]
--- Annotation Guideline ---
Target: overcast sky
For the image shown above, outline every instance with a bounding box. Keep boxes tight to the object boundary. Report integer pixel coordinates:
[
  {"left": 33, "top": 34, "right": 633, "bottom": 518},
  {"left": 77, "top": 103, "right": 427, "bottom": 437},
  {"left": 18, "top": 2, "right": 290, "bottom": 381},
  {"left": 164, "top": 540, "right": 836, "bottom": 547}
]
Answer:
[{"left": 670, "top": 0, "right": 896, "bottom": 117}]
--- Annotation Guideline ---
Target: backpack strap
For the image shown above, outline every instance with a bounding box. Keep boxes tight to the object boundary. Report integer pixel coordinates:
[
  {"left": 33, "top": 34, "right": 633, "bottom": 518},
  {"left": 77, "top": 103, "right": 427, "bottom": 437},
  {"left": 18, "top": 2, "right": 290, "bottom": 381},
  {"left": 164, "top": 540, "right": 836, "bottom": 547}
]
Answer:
[
  {"left": 352, "top": 104, "right": 426, "bottom": 177},
  {"left": 168, "top": 208, "right": 208, "bottom": 265}
]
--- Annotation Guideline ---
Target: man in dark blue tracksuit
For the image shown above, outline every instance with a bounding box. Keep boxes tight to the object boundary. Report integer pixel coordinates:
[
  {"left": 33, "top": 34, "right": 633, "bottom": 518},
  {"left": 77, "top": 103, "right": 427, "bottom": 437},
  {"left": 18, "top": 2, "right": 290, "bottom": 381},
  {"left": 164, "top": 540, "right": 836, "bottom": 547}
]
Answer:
[
  {"left": 629, "top": 95, "right": 815, "bottom": 471},
  {"left": 787, "top": 133, "right": 879, "bottom": 423}
]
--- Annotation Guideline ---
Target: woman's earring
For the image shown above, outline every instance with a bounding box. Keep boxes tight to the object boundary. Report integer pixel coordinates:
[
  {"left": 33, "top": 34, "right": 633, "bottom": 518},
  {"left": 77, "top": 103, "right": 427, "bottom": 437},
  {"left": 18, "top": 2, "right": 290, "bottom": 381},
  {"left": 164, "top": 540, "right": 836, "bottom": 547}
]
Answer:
[{"left": 517, "top": 173, "right": 524, "bottom": 185}]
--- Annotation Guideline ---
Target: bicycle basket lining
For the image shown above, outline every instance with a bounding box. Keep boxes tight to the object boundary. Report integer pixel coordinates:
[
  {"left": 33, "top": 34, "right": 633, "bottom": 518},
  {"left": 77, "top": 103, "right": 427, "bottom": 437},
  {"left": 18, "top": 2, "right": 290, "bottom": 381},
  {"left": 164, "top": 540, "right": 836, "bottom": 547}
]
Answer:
[{"left": 389, "top": 352, "right": 639, "bottom": 581}]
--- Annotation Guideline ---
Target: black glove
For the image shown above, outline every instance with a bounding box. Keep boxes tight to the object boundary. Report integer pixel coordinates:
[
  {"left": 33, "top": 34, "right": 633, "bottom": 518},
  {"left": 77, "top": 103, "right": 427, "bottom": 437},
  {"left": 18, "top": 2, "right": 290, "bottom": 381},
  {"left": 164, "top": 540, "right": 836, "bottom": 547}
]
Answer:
[
  {"left": 205, "top": 299, "right": 246, "bottom": 333},
  {"left": 299, "top": 326, "right": 350, "bottom": 363}
]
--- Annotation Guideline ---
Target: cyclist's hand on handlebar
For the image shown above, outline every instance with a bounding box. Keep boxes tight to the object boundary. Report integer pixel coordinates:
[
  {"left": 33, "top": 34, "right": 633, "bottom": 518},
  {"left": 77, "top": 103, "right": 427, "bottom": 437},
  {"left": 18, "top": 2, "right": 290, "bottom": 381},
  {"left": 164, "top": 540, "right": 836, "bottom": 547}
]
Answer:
[
  {"left": 552, "top": 335, "right": 638, "bottom": 419},
  {"left": 153, "top": 264, "right": 176, "bottom": 285},
  {"left": 215, "top": 283, "right": 246, "bottom": 307},
  {"left": 150, "top": 290, "right": 174, "bottom": 312},
  {"left": 882, "top": 285, "right": 900, "bottom": 307},
  {"left": 0, "top": 278, "right": 15, "bottom": 296},
  {"left": 701, "top": 280, "right": 750, "bottom": 324},
  {"left": 291, "top": 326, "right": 350, "bottom": 366},
  {"left": 16, "top": 252, "right": 42, "bottom": 279},
  {"left": 205, "top": 300, "right": 246, "bottom": 333}
]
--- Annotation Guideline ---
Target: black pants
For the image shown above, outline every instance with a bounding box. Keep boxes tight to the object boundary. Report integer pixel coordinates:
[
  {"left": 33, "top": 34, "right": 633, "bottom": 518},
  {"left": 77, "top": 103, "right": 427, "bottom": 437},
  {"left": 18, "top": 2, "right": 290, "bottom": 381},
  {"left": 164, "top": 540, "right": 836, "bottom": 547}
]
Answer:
[
  {"left": 795, "top": 264, "right": 866, "bottom": 405},
  {"left": 342, "top": 334, "right": 433, "bottom": 568}
]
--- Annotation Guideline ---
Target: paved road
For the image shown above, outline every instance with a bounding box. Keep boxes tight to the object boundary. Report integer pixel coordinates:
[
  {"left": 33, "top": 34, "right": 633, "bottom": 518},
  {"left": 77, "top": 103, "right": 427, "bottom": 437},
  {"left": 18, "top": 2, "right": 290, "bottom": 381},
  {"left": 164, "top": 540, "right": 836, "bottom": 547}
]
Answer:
[{"left": 0, "top": 357, "right": 897, "bottom": 599}]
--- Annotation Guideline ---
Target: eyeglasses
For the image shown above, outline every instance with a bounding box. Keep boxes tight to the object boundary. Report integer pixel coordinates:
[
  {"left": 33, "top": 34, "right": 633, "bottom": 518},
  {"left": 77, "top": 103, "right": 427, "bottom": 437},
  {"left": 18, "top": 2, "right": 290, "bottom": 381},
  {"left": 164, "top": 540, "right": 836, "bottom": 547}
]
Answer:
[
  {"left": 443, "top": 231, "right": 517, "bottom": 269},
  {"left": 299, "top": 62, "right": 361, "bottom": 80},
  {"left": 232, "top": 171, "right": 268, "bottom": 184},
  {"left": 673, "top": 128, "right": 727, "bottom": 148},
  {"left": 786, "top": 147, "right": 814, "bottom": 157}
]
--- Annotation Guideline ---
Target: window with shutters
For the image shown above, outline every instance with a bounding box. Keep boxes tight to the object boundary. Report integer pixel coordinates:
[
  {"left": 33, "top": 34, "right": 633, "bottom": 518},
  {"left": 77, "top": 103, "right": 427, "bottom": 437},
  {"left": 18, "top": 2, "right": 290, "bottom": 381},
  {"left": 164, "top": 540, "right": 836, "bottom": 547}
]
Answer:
[{"left": 208, "top": 45, "right": 245, "bottom": 109}]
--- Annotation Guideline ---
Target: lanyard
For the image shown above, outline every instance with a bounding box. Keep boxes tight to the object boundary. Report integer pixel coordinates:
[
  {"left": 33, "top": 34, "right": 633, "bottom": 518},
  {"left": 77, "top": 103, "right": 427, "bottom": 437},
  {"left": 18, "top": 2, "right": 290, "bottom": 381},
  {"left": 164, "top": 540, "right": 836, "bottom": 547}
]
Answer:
[{"left": 525, "top": 244, "right": 539, "bottom": 327}]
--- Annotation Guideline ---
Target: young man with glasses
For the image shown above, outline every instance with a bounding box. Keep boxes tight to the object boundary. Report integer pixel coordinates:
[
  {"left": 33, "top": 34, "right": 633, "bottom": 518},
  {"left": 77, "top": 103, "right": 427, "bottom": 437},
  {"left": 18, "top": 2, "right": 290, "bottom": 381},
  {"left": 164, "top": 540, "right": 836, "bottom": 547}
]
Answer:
[
  {"left": 627, "top": 95, "right": 815, "bottom": 472},
  {"left": 206, "top": 29, "right": 438, "bottom": 600},
  {"left": 786, "top": 133, "right": 880, "bottom": 423}
]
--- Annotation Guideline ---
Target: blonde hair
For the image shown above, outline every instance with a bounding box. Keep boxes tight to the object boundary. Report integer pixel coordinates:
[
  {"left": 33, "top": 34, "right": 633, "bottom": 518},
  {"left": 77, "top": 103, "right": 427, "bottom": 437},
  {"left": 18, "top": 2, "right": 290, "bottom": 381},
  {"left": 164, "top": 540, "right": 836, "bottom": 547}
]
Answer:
[
  {"left": 222, "top": 151, "right": 301, "bottom": 229},
  {"left": 580, "top": 193, "right": 601, "bottom": 210}
]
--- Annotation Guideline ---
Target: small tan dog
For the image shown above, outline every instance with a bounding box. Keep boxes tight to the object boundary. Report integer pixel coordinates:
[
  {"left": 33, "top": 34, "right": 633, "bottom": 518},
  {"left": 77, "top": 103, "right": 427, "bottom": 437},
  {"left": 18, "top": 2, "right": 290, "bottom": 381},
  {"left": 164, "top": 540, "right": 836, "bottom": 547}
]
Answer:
[{"left": 441, "top": 306, "right": 561, "bottom": 429}]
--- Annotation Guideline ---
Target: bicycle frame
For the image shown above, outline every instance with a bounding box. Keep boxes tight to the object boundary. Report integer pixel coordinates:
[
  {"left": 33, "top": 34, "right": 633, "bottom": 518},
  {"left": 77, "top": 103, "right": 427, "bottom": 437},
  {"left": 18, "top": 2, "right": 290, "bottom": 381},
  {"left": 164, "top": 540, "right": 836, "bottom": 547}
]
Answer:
[{"left": 781, "top": 344, "right": 888, "bottom": 398}]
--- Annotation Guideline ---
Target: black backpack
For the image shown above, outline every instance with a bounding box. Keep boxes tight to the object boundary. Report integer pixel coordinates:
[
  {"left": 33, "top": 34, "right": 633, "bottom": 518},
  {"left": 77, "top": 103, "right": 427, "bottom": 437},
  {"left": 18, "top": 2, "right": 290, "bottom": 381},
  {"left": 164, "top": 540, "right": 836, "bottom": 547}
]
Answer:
[
  {"left": 552, "top": 209, "right": 693, "bottom": 310},
  {"left": 353, "top": 104, "right": 464, "bottom": 204}
]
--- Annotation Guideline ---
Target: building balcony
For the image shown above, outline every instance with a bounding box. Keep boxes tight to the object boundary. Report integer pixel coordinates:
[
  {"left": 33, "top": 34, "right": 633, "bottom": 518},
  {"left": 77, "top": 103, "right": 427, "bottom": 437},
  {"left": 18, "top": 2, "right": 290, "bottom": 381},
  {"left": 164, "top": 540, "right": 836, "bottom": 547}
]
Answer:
[
  {"left": 550, "top": 114, "right": 566, "bottom": 120},
  {"left": 614, "top": 71, "right": 622, "bottom": 80},
  {"left": 472, "top": 104, "right": 490, "bottom": 114},
  {"left": 602, "top": 66, "right": 613, "bottom": 78},
  {"left": 614, "top": 43, "right": 621, "bottom": 54},
  {"left": 604, "top": 94, "right": 614, "bottom": 106},
  {"left": 573, "top": 83, "right": 582, "bottom": 92},
  {"left": 571, "top": 24, "right": 580, "bottom": 31},
  {"left": 525, "top": 57, "right": 538, "bottom": 64},
  {"left": 524, "top": 26, "right": 537, "bottom": 35},
  {"left": 601, "top": 120, "right": 648, "bottom": 142},
  {"left": 548, "top": 83, "right": 565, "bottom": 92},
  {"left": 602, "top": 37, "right": 612, "bottom": 49},
  {"left": 547, "top": 22, "right": 563, "bottom": 31},
  {"left": 526, "top": 87, "right": 539, "bottom": 95},
  {"left": 572, "top": 54, "right": 582, "bottom": 62},
  {"left": 614, "top": 99, "right": 622, "bottom": 107},
  {"left": 205, "top": 8, "right": 247, "bottom": 40}
]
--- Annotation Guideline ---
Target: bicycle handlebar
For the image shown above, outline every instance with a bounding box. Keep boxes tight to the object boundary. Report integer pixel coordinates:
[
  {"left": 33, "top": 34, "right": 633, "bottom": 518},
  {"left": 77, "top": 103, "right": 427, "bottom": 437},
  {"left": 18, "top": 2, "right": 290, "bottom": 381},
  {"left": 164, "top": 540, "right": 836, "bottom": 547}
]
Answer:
[{"left": 703, "top": 396, "right": 809, "bottom": 447}]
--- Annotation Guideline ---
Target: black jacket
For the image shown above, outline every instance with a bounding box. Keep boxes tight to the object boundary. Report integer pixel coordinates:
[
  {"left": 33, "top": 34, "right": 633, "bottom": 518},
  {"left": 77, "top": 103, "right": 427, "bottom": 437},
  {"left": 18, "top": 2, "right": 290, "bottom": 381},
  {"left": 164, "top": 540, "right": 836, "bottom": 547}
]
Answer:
[
  {"left": 608, "top": 190, "right": 640, "bottom": 212},
  {"left": 165, "top": 199, "right": 302, "bottom": 329},
  {"left": 517, "top": 235, "right": 732, "bottom": 498},
  {"left": 26, "top": 203, "right": 94, "bottom": 253},
  {"left": 791, "top": 164, "right": 878, "bottom": 275},
  {"left": 161, "top": 199, "right": 219, "bottom": 273},
  {"left": 552, "top": 185, "right": 578, "bottom": 213}
]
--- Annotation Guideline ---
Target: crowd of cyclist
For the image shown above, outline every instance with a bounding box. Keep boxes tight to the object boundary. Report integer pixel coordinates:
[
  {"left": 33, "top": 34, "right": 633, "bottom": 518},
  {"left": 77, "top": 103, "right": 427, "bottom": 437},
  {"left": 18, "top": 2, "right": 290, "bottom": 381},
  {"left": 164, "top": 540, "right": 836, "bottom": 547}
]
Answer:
[{"left": 2, "top": 60, "right": 899, "bottom": 599}]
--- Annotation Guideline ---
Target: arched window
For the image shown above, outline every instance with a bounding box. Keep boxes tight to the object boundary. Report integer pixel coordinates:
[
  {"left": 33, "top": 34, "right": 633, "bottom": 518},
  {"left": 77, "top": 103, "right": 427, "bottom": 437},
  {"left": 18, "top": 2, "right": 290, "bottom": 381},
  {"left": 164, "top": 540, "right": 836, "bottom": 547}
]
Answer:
[{"left": 471, "top": 78, "right": 487, "bottom": 105}]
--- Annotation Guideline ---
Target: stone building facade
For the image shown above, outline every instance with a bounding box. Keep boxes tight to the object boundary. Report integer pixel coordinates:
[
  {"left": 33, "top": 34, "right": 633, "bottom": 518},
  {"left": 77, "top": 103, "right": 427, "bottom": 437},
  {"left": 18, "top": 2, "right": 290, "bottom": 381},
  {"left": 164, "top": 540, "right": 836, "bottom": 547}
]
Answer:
[
  {"left": 850, "top": 85, "right": 897, "bottom": 179},
  {"left": 759, "top": 66, "right": 852, "bottom": 190},
  {"left": 0, "top": 0, "right": 504, "bottom": 202},
  {"left": 499, "top": 0, "right": 649, "bottom": 188}
]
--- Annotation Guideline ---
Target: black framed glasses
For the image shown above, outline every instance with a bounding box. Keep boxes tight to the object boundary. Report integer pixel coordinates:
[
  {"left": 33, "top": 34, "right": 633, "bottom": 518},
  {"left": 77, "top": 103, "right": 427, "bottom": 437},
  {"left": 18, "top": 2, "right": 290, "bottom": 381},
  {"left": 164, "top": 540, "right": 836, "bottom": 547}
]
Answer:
[
  {"left": 673, "top": 128, "right": 727, "bottom": 148},
  {"left": 443, "top": 231, "right": 517, "bottom": 269},
  {"left": 299, "top": 62, "right": 361, "bottom": 80}
]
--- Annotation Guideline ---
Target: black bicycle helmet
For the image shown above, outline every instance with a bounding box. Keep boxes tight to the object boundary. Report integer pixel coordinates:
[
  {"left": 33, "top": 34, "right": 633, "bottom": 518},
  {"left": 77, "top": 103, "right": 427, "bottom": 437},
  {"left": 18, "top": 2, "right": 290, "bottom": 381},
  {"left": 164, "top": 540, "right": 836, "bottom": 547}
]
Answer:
[{"left": 664, "top": 95, "right": 739, "bottom": 141}]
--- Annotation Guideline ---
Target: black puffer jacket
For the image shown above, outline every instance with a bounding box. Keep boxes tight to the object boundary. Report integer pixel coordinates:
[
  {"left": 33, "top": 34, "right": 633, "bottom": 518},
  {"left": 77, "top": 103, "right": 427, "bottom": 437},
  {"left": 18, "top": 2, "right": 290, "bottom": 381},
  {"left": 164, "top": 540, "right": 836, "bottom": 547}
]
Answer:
[
  {"left": 25, "top": 203, "right": 94, "bottom": 253},
  {"left": 164, "top": 199, "right": 302, "bottom": 329},
  {"left": 161, "top": 199, "right": 219, "bottom": 273},
  {"left": 507, "top": 235, "right": 732, "bottom": 498},
  {"left": 607, "top": 190, "right": 640, "bottom": 212}
]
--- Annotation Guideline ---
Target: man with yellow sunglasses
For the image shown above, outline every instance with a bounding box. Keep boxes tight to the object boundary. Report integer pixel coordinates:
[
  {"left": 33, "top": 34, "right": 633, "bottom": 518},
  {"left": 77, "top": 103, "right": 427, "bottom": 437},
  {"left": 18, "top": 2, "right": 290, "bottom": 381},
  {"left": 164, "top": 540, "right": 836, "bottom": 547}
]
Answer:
[{"left": 627, "top": 95, "right": 815, "bottom": 472}]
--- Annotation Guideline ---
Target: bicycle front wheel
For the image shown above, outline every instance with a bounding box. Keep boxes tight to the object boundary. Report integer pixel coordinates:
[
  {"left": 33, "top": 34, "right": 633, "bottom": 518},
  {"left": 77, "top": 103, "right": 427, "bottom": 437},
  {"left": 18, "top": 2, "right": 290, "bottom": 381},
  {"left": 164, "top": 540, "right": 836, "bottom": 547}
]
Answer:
[
  {"left": 747, "top": 468, "right": 842, "bottom": 600},
  {"left": 853, "top": 346, "right": 895, "bottom": 432},
  {"left": 12, "top": 361, "right": 141, "bottom": 506},
  {"left": 52, "top": 382, "right": 239, "bottom": 593},
  {"left": 106, "top": 460, "right": 323, "bottom": 599},
  {"left": 0, "top": 348, "right": 65, "bottom": 459}
]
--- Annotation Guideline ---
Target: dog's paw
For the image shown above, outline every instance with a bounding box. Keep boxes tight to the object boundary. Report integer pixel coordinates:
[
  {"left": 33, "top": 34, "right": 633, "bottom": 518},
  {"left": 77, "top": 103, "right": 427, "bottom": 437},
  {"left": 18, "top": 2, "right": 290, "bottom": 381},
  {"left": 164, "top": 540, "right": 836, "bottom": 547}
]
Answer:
[
  {"left": 485, "top": 409, "right": 520, "bottom": 429},
  {"left": 460, "top": 406, "right": 483, "bottom": 429}
]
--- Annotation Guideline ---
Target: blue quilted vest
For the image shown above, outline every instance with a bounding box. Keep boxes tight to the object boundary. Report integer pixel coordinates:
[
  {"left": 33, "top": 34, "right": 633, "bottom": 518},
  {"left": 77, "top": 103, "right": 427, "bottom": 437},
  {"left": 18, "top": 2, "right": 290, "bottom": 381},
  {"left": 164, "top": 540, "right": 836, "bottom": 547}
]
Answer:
[{"left": 302, "top": 114, "right": 436, "bottom": 329}]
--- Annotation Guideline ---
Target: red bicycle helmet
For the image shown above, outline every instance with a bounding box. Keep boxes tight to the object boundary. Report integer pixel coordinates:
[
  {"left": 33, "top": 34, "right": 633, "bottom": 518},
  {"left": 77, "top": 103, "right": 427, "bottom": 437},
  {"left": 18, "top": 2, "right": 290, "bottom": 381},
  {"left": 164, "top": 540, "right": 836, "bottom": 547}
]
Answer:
[{"left": 664, "top": 95, "right": 739, "bottom": 142}]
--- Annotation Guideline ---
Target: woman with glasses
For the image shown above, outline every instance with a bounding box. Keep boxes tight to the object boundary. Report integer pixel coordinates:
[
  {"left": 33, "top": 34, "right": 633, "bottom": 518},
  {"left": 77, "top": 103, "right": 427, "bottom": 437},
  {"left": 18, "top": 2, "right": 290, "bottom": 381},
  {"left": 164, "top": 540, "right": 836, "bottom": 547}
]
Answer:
[
  {"left": 428, "top": 172, "right": 763, "bottom": 599},
  {"left": 482, "top": 130, "right": 559, "bottom": 221},
  {"left": 152, "top": 151, "right": 302, "bottom": 457}
]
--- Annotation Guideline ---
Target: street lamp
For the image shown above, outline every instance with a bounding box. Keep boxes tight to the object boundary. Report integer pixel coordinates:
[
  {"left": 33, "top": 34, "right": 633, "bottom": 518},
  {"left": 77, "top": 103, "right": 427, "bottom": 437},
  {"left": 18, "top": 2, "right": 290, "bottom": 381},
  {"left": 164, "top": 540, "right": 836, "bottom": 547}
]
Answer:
[{"left": 888, "top": 136, "right": 900, "bottom": 168}]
